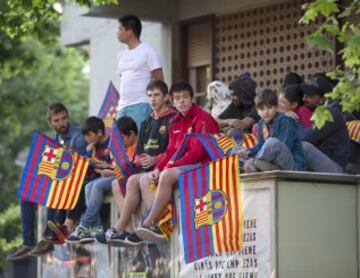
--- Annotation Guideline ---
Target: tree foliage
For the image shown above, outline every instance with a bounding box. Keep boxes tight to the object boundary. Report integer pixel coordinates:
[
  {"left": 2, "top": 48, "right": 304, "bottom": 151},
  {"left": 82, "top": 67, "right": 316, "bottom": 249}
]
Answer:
[
  {"left": 300, "top": 0, "right": 360, "bottom": 127},
  {"left": 0, "top": 204, "right": 21, "bottom": 272},
  {"left": 0, "top": 0, "right": 117, "bottom": 39},
  {"left": 0, "top": 26, "right": 89, "bottom": 212}
]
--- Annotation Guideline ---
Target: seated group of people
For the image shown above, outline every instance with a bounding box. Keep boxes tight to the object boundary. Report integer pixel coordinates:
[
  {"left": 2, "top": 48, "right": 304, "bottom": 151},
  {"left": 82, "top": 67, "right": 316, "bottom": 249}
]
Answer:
[{"left": 8, "top": 72, "right": 358, "bottom": 262}]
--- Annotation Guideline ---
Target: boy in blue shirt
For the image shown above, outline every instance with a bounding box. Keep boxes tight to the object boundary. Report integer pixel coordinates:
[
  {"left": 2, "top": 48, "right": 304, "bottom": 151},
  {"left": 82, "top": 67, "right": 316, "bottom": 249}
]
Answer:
[
  {"left": 67, "top": 116, "right": 138, "bottom": 244},
  {"left": 237, "top": 89, "right": 305, "bottom": 172}
]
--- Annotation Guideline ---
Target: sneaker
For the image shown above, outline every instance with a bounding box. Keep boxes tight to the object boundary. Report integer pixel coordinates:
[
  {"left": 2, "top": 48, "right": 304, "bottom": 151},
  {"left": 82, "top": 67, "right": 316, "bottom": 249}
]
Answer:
[
  {"left": 125, "top": 233, "right": 146, "bottom": 247},
  {"left": 66, "top": 225, "right": 93, "bottom": 244},
  {"left": 107, "top": 230, "right": 131, "bottom": 247},
  {"left": 82, "top": 226, "right": 103, "bottom": 244},
  {"left": 7, "top": 245, "right": 33, "bottom": 261},
  {"left": 29, "top": 239, "right": 54, "bottom": 256},
  {"left": 253, "top": 160, "right": 280, "bottom": 171},
  {"left": 94, "top": 227, "right": 114, "bottom": 244},
  {"left": 47, "top": 221, "right": 69, "bottom": 244},
  {"left": 94, "top": 232, "right": 107, "bottom": 244},
  {"left": 135, "top": 224, "right": 167, "bottom": 242}
]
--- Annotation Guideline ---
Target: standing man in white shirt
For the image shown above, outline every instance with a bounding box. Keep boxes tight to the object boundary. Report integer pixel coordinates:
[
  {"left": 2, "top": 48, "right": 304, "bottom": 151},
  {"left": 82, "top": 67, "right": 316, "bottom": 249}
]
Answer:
[{"left": 116, "top": 14, "right": 164, "bottom": 129}]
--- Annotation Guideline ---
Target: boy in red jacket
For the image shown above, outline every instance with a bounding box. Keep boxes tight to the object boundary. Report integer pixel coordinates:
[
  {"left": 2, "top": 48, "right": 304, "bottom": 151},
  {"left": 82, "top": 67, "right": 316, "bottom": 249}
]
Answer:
[{"left": 135, "top": 81, "right": 219, "bottom": 241}]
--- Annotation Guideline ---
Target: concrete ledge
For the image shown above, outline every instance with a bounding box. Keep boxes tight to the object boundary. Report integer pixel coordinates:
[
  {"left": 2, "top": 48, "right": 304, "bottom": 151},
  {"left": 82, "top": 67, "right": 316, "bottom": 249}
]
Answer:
[{"left": 241, "top": 170, "right": 359, "bottom": 184}]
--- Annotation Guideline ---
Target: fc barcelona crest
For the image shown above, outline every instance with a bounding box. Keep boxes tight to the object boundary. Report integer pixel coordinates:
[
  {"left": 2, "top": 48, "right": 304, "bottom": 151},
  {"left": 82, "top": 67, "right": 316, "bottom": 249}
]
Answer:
[
  {"left": 194, "top": 190, "right": 228, "bottom": 229},
  {"left": 38, "top": 146, "right": 74, "bottom": 180}
]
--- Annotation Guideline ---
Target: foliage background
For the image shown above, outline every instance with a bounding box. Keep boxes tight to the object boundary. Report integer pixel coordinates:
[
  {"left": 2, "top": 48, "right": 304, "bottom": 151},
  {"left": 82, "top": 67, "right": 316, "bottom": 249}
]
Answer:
[{"left": 0, "top": 18, "right": 89, "bottom": 271}]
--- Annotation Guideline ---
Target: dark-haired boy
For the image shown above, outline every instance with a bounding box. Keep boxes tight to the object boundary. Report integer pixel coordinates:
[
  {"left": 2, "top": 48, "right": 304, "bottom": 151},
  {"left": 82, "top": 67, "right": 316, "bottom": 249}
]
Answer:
[
  {"left": 239, "top": 89, "right": 305, "bottom": 173},
  {"left": 105, "top": 80, "right": 176, "bottom": 246},
  {"left": 116, "top": 14, "right": 163, "bottom": 129},
  {"left": 67, "top": 116, "right": 138, "bottom": 243},
  {"left": 134, "top": 81, "right": 219, "bottom": 241}
]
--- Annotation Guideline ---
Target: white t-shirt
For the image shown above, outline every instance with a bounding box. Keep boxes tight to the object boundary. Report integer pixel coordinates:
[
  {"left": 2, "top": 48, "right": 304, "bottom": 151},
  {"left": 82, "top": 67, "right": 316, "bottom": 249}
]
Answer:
[{"left": 116, "top": 42, "right": 162, "bottom": 110}]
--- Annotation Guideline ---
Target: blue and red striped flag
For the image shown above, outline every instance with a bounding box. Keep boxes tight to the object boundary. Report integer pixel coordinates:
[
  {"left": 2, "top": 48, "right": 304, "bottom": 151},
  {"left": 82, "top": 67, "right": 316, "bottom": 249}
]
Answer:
[
  {"left": 179, "top": 154, "right": 243, "bottom": 263},
  {"left": 169, "top": 134, "right": 226, "bottom": 164},
  {"left": 17, "top": 132, "right": 89, "bottom": 209},
  {"left": 109, "top": 122, "right": 135, "bottom": 193},
  {"left": 98, "top": 81, "right": 120, "bottom": 135}
]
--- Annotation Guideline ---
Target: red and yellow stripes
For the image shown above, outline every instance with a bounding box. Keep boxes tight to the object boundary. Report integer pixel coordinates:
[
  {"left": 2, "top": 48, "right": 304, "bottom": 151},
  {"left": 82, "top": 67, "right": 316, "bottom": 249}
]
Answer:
[
  {"left": 46, "top": 155, "right": 89, "bottom": 209},
  {"left": 347, "top": 120, "right": 360, "bottom": 142},
  {"left": 210, "top": 154, "right": 243, "bottom": 254}
]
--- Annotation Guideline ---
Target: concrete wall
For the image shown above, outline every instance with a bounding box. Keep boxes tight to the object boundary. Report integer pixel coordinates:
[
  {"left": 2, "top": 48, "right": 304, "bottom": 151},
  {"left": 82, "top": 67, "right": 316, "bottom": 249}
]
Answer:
[
  {"left": 61, "top": 6, "right": 172, "bottom": 116},
  {"left": 177, "top": 0, "right": 289, "bottom": 20},
  {"left": 86, "top": 0, "right": 290, "bottom": 21}
]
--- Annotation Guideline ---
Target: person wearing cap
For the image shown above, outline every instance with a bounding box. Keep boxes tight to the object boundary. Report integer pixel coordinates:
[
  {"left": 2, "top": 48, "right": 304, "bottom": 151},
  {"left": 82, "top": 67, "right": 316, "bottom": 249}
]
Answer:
[
  {"left": 300, "top": 75, "right": 350, "bottom": 173},
  {"left": 216, "top": 73, "right": 260, "bottom": 135}
]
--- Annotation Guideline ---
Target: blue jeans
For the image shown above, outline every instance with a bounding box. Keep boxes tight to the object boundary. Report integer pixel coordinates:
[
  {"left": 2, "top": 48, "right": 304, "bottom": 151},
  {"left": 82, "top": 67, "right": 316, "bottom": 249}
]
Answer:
[
  {"left": 21, "top": 201, "right": 56, "bottom": 246},
  {"left": 255, "top": 137, "right": 295, "bottom": 170},
  {"left": 117, "top": 102, "right": 152, "bottom": 130},
  {"left": 81, "top": 176, "right": 115, "bottom": 227},
  {"left": 302, "top": 142, "right": 343, "bottom": 173}
]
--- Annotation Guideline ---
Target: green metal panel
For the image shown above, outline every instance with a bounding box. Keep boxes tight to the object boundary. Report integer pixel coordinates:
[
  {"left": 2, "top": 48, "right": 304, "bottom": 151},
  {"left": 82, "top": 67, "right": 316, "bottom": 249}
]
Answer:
[{"left": 277, "top": 181, "right": 358, "bottom": 278}]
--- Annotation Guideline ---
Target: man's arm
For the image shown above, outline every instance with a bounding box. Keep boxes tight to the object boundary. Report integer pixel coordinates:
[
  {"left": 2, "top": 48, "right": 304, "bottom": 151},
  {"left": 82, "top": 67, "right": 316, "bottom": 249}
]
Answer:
[
  {"left": 228, "top": 116, "right": 256, "bottom": 130},
  {"left": 216, "top": 118, "right": 231, "bottom": 128},
  {"left": 151, "top": 68, "right": 163, "bottom": 81},
  {"left": 303, "top": 108, "right": 340, "bottom": 144}
]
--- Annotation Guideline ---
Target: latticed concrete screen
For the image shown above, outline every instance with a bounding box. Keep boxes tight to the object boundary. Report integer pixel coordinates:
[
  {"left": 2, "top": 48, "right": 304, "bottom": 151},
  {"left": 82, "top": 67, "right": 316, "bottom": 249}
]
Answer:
[{"left": 214, "top": 1, "right": 333, "bottom": 91}]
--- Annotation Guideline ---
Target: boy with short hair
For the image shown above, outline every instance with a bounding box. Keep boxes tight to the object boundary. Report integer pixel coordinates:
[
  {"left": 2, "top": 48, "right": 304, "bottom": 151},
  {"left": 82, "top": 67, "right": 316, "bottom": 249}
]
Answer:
[
  {"left": 67, "top": 116, "right": 138, "bottom": 244},
  {"left": 116, "top": 14, "right": 163, "bottom": 129},
  {"left": 105, "top": 80, "right": 176, "bottom": 246},
  {"left": 135, "top": 81, "right": 220, "bottom": 241},
  {"left": 240, "top": 89, "right": 305, "bottom": 173}
]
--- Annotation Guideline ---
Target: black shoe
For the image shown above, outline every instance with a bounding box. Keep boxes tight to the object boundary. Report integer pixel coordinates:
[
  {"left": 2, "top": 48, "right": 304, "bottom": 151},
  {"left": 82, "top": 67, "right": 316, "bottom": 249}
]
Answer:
[
  {"left": 125, "top": 233, "right": 146, "bottom": 247},
  {"left": 135, "top": 224, "right": 167, "bottom": 242},
  {"left": 107, "top": 230, "right": 131, "bottom": 247},
  {"left": 29, "top": 239, "right": 54, "bottom": 256},
  {"left": 7, "top": 245, "right": 33, "bottom": 261},
  {"left": 94, "top": 232, "right": 107, "bottom": 244}
]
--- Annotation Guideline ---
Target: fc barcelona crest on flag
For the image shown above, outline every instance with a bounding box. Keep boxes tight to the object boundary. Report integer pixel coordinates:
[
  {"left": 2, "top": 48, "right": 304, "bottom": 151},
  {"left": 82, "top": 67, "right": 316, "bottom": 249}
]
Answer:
[
  {"left": 194, "top": 190, "right": 228, "bottom": 229},
  {"left": 38, "top": 146, "right": 74, "bottom": 180},
  {"left": 18, "top": 132, "right": 89, "bottom": 209},
  {"left": 179, "top": 154, "right": 243, "bottom": 263}
]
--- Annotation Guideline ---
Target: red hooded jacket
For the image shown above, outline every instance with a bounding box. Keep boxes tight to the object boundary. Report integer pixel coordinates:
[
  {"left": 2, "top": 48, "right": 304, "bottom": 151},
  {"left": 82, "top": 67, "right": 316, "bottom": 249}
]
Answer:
[{"left": 156, "top": 104, "right": 220, "bottom": 171}]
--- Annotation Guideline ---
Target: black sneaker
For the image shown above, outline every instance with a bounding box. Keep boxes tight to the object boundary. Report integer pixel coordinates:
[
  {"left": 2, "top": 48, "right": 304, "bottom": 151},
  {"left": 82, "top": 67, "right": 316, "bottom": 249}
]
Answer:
[
  {"left": 66, "top": 225, "right": 93, "bottom": 244},
  {"left": 29, "top": 239, "right": 54, "bottom": 256},
  {"left": 135, "top": 224, "right": 167, "bottom": 242},
  {"left": 125, "top": 233, "right": 146, "bottom": 247},
  {"left": 7, "top": 245, "right": 33, "bottom": 261},
  {"left": 107, "top": 230, "right": 131, "bottom": 247},
  {"left": 94, "top": 232, "right": 107, "bottom": 244}
]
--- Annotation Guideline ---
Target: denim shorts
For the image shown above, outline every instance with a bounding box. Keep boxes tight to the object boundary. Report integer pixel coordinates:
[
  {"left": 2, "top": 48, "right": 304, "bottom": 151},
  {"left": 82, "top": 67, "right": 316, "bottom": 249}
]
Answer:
[{"left": 117, "top": 102, "right": 152, "bottom": 130}]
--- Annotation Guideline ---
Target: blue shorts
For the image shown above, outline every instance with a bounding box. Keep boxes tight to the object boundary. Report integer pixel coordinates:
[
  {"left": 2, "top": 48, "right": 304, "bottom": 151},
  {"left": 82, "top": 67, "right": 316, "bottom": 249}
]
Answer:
[{"left": 117, "top": 102, "right": 152, "bottom": 130}]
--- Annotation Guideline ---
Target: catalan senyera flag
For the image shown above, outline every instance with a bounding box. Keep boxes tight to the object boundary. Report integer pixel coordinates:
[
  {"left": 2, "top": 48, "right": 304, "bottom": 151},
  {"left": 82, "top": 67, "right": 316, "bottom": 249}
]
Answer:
[
  {"left": 98, "top": 81, "right": 120, "bottom": 136},
  {"left": 17, "top": 132, "right": 89, "bottom": 209},
  {"left": 216, "top": 134, "right": 236, "bottom": 155},
  {"left": 149, "top": 183, "right": 177, "bottom": 238},
  {"left": 346, "top": 120, "right": 360, "bottom": 143},
  {"left": 242, "top": 133, "right": 257, "bottom": 148},
  {"left": 109, "top": 122, "right": 135, "bottom": 193},
  {"left": 179, "top": 154, "right": 243, "bottom": 263}
]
